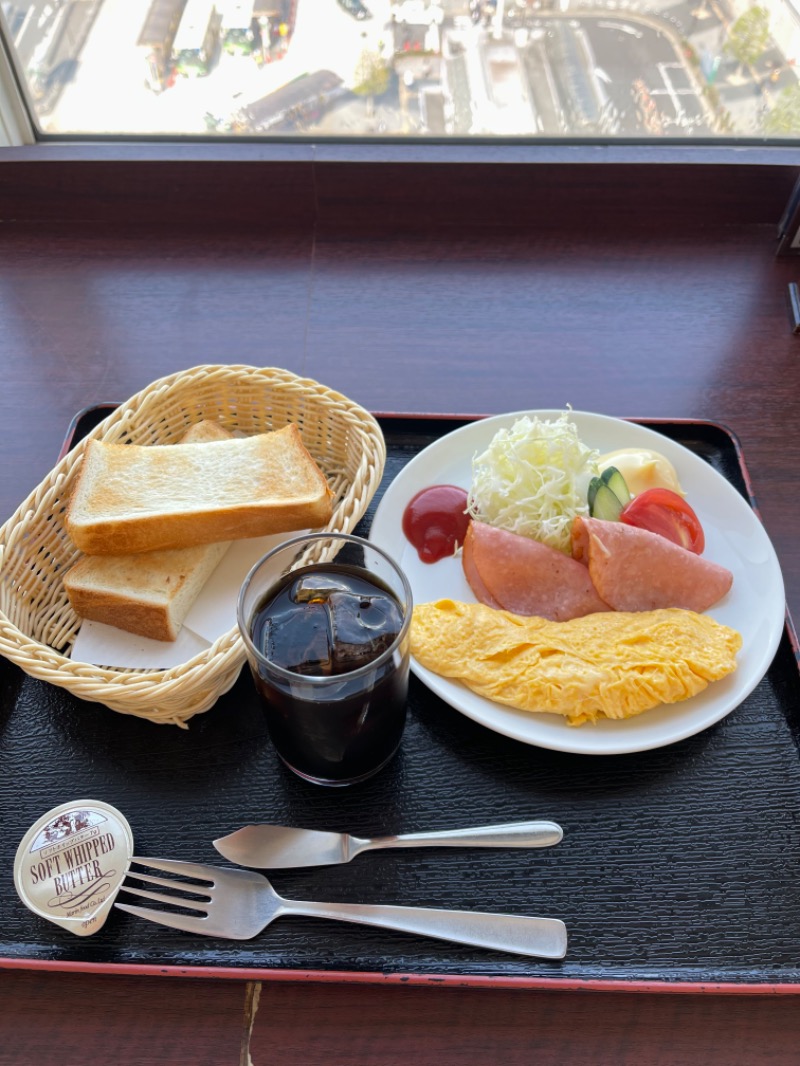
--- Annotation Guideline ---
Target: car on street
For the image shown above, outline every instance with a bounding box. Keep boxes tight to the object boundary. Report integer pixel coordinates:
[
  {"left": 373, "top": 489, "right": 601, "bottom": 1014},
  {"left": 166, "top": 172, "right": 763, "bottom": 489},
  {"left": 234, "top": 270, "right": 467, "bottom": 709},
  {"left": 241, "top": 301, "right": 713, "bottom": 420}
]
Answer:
[{"left": 337, "top": 0, "right": 372, "bottom": 20}]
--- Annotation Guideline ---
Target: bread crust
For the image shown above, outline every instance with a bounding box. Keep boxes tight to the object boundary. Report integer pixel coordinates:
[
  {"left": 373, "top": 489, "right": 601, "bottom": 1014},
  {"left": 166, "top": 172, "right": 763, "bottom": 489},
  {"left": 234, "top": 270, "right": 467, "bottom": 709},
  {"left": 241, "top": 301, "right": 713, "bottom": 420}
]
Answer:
[{"left": 65, "top": 583, "right": 182, "bottom": 643}]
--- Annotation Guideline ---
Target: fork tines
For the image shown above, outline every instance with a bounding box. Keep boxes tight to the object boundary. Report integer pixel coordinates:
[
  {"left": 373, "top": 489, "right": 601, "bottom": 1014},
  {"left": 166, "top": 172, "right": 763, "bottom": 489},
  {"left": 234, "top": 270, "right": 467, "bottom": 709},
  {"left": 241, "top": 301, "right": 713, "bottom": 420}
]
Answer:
[
  {"left": 129, "top": 856, "right": 219, "bottom": 882},
  {"left": 116, "top": 856, "right": 216, "bottom": 932}
]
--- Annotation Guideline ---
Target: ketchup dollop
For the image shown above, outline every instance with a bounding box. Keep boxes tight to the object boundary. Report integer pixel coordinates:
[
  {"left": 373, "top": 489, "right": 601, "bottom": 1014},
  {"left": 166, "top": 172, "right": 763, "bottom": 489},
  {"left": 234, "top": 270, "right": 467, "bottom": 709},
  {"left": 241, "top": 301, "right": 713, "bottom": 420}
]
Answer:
[{"left": 402, "top": 485, "right": 470, "bottom": 564}]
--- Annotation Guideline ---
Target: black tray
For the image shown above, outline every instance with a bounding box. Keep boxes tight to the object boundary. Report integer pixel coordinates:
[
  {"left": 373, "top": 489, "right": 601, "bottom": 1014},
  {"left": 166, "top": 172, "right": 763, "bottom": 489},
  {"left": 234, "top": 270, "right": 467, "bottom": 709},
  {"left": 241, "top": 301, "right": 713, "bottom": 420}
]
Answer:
[{"left": 2, "top": 410, "right": 799, "bottom": 991}]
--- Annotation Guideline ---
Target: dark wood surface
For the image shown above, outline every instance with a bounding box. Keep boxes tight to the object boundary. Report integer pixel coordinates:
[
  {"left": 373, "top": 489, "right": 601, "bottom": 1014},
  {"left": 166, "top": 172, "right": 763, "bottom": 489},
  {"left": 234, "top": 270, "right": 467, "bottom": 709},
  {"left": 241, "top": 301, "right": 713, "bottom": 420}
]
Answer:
[{"left": 2, "top": 152, "right": 800, "bottom": 1063}]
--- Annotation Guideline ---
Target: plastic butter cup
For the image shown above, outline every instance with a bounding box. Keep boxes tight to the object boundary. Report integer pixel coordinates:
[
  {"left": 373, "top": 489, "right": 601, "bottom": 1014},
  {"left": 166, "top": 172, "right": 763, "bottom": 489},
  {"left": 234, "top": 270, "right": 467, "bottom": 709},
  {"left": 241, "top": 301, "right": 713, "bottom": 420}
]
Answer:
[{"left": 14, "top": 799, "right": 133, "bottom": 937}]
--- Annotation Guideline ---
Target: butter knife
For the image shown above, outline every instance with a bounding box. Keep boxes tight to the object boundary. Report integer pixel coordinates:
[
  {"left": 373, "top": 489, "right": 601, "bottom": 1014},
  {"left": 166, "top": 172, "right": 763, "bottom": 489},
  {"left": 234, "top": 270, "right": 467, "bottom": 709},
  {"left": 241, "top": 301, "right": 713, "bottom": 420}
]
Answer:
[{"left": 213, "top": 820, "right": 563, "bottom": 869}]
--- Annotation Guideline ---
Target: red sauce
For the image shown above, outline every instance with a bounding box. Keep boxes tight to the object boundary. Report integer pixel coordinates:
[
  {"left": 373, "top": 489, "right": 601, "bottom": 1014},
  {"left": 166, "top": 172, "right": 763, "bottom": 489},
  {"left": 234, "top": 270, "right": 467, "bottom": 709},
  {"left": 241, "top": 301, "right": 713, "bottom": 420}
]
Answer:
[{"left": 402, "top": 485, "right": 470, "bottom": 564}]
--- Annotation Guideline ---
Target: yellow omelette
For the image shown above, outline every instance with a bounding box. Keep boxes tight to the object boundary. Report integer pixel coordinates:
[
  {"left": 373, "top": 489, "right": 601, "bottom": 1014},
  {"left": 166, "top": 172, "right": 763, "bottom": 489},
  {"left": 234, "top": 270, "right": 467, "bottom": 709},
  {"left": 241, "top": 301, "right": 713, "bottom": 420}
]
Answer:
[{"left": 410, "top": 600, "right": 742, "bottom": 726}]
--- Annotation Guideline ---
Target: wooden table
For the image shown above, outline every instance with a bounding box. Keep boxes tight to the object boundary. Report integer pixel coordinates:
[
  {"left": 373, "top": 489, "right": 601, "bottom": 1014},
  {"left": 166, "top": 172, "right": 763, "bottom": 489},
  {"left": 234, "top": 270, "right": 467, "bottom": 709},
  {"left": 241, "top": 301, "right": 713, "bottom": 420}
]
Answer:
[{"left": 2, "top": 148, "right": 800, "bottom": 1063}]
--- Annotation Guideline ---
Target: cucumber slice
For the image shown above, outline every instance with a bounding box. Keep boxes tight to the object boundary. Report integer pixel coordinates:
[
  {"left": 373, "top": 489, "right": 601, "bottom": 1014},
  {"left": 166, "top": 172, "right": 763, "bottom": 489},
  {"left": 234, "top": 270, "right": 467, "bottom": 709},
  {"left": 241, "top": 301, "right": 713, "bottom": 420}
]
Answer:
[
  {"left": 590, "top": 482, "right": 624, "bottom": 521},
  {"left": 587, "top": 476, "right": 603, "bottom": 512},
  {"left": 600, "top": 465, "right": 631, "bottom": 507}
]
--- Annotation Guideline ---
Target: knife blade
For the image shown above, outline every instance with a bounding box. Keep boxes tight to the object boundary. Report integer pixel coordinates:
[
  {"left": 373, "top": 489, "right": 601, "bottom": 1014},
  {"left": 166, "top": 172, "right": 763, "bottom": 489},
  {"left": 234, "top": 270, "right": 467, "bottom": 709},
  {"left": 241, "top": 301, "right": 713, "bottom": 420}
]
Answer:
[{"left": 213, "top": 820, "right": 564, "bottom": 869}]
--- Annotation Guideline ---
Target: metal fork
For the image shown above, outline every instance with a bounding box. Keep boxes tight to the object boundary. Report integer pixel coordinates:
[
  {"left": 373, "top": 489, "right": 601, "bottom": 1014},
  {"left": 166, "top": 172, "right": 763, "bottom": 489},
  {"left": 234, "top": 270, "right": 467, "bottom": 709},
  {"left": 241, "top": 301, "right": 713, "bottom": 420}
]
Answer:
[{"left": 116, "top": 856, "right": 567, "bottom": 959}]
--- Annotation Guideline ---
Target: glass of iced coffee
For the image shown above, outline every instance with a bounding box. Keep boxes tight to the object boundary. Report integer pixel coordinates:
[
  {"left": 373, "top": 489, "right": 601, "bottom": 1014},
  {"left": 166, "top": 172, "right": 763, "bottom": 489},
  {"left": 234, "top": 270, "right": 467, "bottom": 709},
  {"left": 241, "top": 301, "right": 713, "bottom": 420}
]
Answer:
[{"left": 237, "top": 533, "right": 413, "bottom": 786}]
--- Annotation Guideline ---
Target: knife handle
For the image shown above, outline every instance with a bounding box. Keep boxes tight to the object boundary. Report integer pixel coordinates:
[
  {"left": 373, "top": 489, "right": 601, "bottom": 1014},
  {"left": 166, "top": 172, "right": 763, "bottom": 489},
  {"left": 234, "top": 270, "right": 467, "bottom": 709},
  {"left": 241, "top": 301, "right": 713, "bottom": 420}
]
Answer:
[{"left": 369, "top": 821, "right": 563, "bottom": 852}]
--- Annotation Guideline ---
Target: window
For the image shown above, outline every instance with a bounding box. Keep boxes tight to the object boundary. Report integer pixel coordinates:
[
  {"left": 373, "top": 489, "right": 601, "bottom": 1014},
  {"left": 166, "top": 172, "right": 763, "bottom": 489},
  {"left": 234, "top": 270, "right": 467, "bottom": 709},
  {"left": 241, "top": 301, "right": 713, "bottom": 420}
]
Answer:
[{"left": 0, "top": 0, "right": 798, "bottom": 143}]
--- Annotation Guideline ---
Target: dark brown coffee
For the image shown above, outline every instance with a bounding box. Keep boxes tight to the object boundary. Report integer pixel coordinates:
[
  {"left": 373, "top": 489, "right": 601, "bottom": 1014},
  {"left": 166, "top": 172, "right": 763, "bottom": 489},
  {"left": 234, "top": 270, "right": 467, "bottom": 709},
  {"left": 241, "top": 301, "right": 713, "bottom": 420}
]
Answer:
[{"left": 249, "top": 562, "right": 408, "bottom": 784}]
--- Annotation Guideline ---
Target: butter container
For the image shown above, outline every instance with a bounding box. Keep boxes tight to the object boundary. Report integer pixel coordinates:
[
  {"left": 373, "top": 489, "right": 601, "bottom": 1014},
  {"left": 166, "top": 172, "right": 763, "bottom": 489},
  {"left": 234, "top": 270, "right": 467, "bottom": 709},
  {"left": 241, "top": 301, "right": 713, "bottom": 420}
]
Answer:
[{"left": 14, "top": 799, "right": 133, "bottom": 937}]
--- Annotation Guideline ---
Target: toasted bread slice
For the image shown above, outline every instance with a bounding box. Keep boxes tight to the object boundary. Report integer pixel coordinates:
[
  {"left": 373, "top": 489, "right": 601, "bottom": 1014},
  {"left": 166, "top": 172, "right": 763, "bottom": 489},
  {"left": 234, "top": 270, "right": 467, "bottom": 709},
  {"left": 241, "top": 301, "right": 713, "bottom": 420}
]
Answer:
[
  {"left": 66, "top": 422, "right": 333, "bottom": 556},
  {"left": 64, "top": 541, "right": 231, "bottom": 642},
  {"left": 64, "top": 420, "right": 235, "bottom": 641}
]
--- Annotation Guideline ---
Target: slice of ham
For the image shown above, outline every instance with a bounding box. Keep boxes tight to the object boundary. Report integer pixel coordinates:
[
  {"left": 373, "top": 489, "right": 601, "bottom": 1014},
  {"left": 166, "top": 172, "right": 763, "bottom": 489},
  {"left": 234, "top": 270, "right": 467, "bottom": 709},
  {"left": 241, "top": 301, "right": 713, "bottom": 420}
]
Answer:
[
  {"left": 571, "top": 516, "right": 733, "bottom": 613},
  {"left": 461, "top": 522, "right": 503, "bottom": 609},
  {"left": 463, "top": 520, "right": 612, "bottom": 621}
]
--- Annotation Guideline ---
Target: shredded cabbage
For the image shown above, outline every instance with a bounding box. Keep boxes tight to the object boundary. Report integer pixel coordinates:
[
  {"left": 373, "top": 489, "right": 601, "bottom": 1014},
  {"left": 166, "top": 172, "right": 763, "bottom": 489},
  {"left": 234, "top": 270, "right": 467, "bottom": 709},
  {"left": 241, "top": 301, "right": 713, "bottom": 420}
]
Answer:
[{"left": 467, "top": 412, "right": 599, "bottom": 554}]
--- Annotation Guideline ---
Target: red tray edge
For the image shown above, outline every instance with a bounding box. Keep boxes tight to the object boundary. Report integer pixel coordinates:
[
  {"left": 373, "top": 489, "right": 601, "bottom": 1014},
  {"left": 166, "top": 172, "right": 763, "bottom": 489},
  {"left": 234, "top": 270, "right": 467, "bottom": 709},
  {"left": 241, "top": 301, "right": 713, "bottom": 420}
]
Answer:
[{"left": 2, "top": 956, "right": 800, "bottom": 995}]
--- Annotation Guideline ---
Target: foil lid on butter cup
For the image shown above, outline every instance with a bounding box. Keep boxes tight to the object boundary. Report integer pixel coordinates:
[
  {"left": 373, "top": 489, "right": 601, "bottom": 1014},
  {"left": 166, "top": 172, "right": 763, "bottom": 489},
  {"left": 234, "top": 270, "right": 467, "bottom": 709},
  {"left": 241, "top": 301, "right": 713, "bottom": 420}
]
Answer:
[{"left": 14, "top": 799, "right": 133, "bottom": 937}]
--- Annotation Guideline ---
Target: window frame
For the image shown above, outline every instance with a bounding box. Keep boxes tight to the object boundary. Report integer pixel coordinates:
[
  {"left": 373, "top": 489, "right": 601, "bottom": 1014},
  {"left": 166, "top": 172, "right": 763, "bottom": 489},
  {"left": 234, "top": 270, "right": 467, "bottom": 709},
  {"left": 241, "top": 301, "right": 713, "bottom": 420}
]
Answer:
[
  {"left": 2, "top": 2, "right": 800, "bottom": 155},
  {"left": 0, "top": 4, "right": 798, "bottom": 234},
  {"left": 0, "top": 9, "right": 33, "bottom": 147}
]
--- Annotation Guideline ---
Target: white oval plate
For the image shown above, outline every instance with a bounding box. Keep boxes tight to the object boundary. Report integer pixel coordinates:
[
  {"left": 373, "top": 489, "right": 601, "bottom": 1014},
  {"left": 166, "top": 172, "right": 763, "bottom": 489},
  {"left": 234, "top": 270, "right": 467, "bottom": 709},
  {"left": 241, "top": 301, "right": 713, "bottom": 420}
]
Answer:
[{"left": 369, "top": 410, "right": 786, "bottom": 755}]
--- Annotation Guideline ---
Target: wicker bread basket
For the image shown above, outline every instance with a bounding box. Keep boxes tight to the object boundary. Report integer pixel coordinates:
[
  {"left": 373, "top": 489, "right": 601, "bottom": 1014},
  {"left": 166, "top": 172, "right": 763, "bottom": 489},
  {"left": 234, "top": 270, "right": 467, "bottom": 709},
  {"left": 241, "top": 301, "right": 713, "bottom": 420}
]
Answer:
[{"left": 0, "top": 365, "right": 387, "bottom": 727}]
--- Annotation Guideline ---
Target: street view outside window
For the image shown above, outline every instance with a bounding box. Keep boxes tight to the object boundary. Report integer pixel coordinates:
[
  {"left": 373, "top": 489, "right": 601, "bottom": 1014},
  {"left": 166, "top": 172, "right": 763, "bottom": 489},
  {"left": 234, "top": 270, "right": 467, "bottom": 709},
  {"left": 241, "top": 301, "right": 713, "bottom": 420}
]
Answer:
[{"left": 1, "top": 0, "right": 798, "bottom": 138}]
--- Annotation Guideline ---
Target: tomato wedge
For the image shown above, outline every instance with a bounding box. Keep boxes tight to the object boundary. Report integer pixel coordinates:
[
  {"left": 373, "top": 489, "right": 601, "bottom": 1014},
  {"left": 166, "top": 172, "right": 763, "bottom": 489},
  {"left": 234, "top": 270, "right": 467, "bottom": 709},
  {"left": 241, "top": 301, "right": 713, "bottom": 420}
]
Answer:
[{"left": 620, "top": 488, "right": 705, "bottom": 554}]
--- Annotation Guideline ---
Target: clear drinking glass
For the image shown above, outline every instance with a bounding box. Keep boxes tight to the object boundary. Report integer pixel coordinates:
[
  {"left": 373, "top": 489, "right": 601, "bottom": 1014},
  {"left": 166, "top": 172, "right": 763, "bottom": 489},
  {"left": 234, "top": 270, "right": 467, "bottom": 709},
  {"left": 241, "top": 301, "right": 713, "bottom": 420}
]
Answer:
[{"left": 238, "top": 532, "right": 413, "bottom": 786}]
